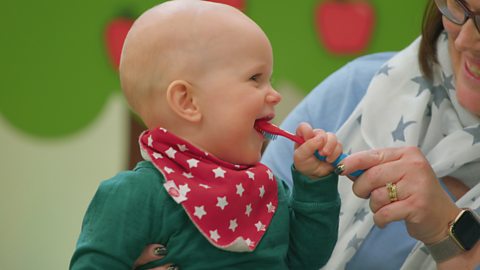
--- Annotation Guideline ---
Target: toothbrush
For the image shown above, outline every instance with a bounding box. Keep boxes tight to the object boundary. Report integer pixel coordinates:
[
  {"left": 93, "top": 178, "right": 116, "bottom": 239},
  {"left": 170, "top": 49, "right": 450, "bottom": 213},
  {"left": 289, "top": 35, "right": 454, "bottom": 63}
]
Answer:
[{"left": 255, "top": 120, "right": 364, "bottom": 177}]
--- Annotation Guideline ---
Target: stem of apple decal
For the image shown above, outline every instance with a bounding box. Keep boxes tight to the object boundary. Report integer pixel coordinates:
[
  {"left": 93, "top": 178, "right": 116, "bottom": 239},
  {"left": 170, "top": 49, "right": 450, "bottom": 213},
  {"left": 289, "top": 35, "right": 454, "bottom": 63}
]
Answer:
[{"left": 315, "top": 0, "right": 375, "bottom": 55}]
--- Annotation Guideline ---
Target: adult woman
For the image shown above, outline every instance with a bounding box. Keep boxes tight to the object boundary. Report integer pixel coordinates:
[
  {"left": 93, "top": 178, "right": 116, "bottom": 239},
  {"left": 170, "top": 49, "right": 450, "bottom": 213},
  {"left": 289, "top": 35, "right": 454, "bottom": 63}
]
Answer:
[{"left": 262, "top": 0, "right": 480, "bottom": 269}]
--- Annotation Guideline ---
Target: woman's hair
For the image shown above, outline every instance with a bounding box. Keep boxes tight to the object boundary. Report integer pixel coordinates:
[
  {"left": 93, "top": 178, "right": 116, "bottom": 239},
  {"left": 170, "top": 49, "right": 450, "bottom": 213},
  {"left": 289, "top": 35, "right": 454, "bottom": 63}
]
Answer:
[{"left": 419, "top": 0, "right": 444, "bottom": 80}]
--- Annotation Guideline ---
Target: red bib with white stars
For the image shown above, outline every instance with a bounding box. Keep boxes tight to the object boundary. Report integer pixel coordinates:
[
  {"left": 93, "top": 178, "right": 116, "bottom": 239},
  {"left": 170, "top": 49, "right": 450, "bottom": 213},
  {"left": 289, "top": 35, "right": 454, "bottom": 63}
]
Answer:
[{"left": 139, "top": 127, "right": 278, "bottom": 252}]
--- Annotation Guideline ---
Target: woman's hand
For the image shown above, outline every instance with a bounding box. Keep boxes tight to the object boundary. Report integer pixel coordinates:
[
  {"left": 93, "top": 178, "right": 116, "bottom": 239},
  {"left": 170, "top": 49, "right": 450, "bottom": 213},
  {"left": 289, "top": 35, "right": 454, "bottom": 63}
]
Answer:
[
  {"left": 340, "top": 146, "right": 461, "bottom": 245},
  {"left": 133, "top": 244, "right": 177, "bottom": 270}
]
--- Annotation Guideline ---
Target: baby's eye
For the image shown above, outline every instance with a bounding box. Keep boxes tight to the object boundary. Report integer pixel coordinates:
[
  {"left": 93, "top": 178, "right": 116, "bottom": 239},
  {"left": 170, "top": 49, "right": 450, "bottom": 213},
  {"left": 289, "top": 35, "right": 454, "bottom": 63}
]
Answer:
[{"left": 250, "top": 74, "right": 260, "bottom": 81}]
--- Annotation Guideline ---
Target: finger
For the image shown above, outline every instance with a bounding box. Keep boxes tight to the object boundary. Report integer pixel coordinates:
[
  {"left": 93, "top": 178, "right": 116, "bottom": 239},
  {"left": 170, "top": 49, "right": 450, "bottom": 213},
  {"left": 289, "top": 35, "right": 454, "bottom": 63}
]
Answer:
[
  {"left": 318, "top": 132, "right": 339, "bottom": 163},
  {"left": 351, "top": 157, "right": 407, "bottom": 199},
  {"left": 369, "top": 180, "right": 409, "bottom": 213},
  {"left": 133, "top": 244, "right": 167, "bottom": 268},
  {"left": 335, "top": 142, "right": 343, "bottom": 154},
  {"left": 373, "top": 199, "right": 412, "bottom": 228},
  {"left": 149, "top": 264, "right": 178, "bottom": 270},
  {"left": 312, "top": 129, "right": 327, "bottom": 151},
  {"left": 295, "top": 122, "right": 315, "bottom": 143},
  {"left": 341, "top": 147, "right": 406, "bottom": 176},
  {"left": 295, "top": 133, "right": 325, "bottom": 160}
]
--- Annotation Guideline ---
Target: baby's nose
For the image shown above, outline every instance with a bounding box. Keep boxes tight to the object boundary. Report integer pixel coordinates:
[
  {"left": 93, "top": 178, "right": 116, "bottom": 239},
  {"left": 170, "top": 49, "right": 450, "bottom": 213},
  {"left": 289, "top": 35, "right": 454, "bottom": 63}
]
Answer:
[{"left": 267, "top": 88, "right": 282, "bottom": 105}]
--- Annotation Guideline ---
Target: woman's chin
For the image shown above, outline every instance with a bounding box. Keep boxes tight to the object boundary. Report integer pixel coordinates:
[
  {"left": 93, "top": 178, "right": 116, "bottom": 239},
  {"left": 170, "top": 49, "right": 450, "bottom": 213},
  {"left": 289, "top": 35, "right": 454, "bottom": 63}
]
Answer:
[{"left": 457, "top": 83, "right": 480, "bottom": 117}]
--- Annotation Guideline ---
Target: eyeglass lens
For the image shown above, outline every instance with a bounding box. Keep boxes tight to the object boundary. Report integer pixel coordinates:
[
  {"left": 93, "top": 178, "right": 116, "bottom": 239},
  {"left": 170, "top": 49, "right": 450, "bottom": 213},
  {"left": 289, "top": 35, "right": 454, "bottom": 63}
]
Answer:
[{"left": 435, "top": 0, "right": 480, "bottom": 32}]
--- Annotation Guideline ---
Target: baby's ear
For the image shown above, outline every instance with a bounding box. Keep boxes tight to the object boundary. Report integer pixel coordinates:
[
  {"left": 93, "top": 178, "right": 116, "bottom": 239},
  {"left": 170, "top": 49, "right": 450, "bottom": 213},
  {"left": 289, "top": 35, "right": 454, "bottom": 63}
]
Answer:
[{"left": 166, "top": 80, "right": 201, "bottom": 122}]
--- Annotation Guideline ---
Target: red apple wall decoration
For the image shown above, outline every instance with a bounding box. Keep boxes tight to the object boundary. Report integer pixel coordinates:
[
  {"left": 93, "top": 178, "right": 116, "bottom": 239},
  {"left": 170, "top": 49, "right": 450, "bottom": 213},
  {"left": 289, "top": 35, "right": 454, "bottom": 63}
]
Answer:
[
  {"left": 207, "top": 0, "right": 246, "bottom": 11},
  {"left": 315, "top": 0, "right": 375, "bottom": 55},
  {"left": 104, "top": 2, "right": 245, "bottom": 71},
  {"left": 105, "top": 17, "right": 134, "bottom": 69}
]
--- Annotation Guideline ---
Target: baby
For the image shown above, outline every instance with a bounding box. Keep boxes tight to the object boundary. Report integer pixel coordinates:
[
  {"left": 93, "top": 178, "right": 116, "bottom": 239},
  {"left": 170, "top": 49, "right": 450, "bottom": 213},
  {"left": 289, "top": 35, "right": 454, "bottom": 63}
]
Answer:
[{"left": 70, "top": 1, "right": 341, "bottom": 269}]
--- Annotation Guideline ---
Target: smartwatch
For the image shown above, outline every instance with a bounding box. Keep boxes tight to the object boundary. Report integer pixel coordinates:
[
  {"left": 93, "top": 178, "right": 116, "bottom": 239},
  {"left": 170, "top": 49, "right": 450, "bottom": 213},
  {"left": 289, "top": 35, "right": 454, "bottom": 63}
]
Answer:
[{"left": 426, "top": 208, "right": 480, "bottom": 263}]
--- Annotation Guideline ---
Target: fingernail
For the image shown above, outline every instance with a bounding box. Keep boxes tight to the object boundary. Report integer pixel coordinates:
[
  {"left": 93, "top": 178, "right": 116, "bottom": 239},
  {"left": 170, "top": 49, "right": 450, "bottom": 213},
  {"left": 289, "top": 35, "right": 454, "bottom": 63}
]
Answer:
[
  {"left": 167, "top": 265, "right": 179, "bottom": 270},
  {"left": 153, "top": 246, "right": 167, "bottom": 256},
  {"left": 334, "top": 163, "right": 345, "bottom": 175}
]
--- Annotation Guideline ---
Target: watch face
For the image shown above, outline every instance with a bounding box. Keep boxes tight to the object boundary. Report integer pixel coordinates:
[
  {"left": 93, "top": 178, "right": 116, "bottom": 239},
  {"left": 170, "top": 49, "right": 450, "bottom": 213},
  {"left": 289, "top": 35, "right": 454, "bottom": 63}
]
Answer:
[{"left": 451, "top": 210, "right": 480, "bottom": 250}]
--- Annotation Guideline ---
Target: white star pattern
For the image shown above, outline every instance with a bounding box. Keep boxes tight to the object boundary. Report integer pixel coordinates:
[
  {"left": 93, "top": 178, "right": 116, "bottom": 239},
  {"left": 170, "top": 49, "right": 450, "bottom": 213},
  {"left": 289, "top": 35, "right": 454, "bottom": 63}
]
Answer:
[
  {"left": 152, "top": 152, "right": 163, "bottom": 159},
  {"left": 177, "top": 144, "right": 188, "bottom": 152},
  {"left": 148, "top": 135, "right": 153, "bottom": 147},
  {"left": 164, "top": 166, "right": 174, "bottom": 174},
  {"left": 178, "top": 184, "right": 191, "bottom": 197},
  {"left": 266, "top": 202, "right": 275, "bottom": 213},
  {"left": 266, "top": 169, "right": 274, "bottom": 180},
  {"left": 213, "top": 167, "right": 226, "bottom": 178},
  {"left": 141, "top": 127, "right": 280, "bottom": 252},
  {"left": 194, "top": 206, "right": 207, "bottom": 219},
  {"left": 216, "top": 196, "right": 228, "bottom": 210},
  {"left": 182, "top": 172, "right": 193, "bottom": 179},
  {"left": 159, "top": 128, "right": 167, "bottom": 132},
  {"left": 187, "top": 158, "right": 199, "bottom": 168},
  {"left": 229, "top": 219, "right": 238, "bottom": 232},
  {"left": 210, "top": 230, "right": 220, "bottom": 242},
  {"left": 245, "top": 204, "right": 252, "bottom": 216},
  {"left": 259, "top": 185, "right": 265, "bottom": 198},
  {"left": 165, "top": 147, "right": 177, "bottom": 159},
  {"left": 236, "top": 183, "right": 244, "bottom": 197},
  {"left": 255, "top": 221, "right": 266, "bottom": 232}
]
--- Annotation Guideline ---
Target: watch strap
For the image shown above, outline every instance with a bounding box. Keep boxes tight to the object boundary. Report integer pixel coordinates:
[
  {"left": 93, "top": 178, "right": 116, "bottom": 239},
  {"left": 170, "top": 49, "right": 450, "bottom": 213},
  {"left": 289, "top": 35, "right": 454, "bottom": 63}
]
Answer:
[{"left": 426, "top": 234, "right": 464, "bottom": 263}]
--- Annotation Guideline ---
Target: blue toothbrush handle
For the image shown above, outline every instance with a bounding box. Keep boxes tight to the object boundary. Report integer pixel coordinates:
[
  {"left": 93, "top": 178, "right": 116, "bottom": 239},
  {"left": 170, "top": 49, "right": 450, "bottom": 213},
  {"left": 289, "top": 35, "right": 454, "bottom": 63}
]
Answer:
[{"left": 313, "top": 151, "right": 364, "bottom": 177}]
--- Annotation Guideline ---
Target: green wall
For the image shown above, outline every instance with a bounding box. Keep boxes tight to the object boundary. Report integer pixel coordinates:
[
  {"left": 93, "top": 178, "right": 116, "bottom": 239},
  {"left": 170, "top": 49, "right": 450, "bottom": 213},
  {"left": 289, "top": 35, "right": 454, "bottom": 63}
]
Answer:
[{"left": 1, "top": 0, "right": 426, "bottom": 138}]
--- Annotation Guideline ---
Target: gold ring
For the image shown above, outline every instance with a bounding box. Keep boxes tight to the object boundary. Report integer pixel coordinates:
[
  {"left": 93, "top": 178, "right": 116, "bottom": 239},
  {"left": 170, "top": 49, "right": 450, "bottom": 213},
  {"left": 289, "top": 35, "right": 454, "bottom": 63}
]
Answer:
[{"left": 386, "top": 182, "right": 398, "bottom": 202}]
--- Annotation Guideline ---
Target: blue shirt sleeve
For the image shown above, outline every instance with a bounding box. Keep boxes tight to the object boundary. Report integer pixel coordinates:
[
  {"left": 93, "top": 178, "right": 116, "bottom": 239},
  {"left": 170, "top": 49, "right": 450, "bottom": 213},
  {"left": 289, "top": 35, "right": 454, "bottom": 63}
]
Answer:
[{"left": 262, "top": 52, "right": 395, "bottom": 187}]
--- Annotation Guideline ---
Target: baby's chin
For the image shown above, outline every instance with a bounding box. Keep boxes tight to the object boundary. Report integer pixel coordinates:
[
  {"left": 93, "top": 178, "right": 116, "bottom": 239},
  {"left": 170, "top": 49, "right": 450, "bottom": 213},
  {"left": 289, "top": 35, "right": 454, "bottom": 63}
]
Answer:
[{"left": 224, "top": 153, "right": 262, "bottom": 166}]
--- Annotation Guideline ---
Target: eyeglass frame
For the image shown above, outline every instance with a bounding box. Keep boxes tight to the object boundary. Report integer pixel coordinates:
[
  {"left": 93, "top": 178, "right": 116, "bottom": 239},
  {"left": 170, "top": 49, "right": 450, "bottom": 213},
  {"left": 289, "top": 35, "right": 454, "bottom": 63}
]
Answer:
[{"left": 434, "top": 0, "right": 480, "bottom": 33}]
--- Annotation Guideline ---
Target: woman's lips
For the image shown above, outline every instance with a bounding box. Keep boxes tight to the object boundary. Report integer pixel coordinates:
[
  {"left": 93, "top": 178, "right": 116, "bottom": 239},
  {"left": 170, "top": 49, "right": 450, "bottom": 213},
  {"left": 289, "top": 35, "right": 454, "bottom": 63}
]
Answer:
[{"left": 465, "top": 60, "right": 480, "bottom": 80}]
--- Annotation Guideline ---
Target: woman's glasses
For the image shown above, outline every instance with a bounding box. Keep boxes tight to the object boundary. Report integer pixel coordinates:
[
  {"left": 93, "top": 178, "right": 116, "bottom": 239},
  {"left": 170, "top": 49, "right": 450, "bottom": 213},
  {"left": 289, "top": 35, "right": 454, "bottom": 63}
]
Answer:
[{"left": 434, "top": 0, "right": 480, "bottom": 33}]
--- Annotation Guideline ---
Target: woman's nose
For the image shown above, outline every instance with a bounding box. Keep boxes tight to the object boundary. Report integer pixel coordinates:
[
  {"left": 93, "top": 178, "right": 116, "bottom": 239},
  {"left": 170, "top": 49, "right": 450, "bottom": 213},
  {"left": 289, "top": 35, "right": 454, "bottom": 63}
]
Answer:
[{"left": 454, "top": 19, "right": 480, "bottom": 52}]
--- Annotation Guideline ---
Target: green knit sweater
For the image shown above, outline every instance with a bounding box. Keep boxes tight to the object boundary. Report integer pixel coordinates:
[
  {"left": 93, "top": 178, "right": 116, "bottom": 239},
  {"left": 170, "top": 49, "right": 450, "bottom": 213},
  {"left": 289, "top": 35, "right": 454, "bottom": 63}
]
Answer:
[{"left": 70, "top": 161, "right": 340, "bottom": 270}]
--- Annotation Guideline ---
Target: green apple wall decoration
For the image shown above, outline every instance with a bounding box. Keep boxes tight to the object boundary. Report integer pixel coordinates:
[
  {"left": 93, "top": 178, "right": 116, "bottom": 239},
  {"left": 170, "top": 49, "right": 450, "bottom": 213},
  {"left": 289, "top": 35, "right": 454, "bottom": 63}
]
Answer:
[
  {"left": 207, "top": 0, "right": 245, "bottom": 11},
  {"left": 315, "top": 0, "right": 375, "bottom": 55}
]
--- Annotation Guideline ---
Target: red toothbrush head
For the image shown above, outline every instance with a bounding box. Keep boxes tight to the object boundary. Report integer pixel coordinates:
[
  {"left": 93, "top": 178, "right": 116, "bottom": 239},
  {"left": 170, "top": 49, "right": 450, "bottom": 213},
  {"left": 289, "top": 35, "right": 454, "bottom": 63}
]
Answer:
[{"left": 254, "top": 120, "right": 304, "bottom": 144}]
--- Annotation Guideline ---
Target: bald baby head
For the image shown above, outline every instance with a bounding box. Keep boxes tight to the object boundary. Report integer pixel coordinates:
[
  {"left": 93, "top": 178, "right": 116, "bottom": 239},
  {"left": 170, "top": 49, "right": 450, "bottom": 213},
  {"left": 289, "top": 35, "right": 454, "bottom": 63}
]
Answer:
[{"left": 119, "top": 0, "right": 263, "bottom": 127}]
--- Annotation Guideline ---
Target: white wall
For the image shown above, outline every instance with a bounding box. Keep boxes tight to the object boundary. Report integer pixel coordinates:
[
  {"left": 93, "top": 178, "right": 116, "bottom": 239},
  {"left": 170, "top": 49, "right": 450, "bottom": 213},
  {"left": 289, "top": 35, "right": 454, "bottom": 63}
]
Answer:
[{"left": 0, "top": 94, "right": 129, "bottom": 269}]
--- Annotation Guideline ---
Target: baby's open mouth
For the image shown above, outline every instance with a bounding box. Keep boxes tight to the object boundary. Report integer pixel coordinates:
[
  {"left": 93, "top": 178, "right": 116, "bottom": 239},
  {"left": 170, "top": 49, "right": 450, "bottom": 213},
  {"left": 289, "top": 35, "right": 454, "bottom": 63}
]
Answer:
[{"left": 254, "top": 118, "right": 273, "bottom": 132}]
